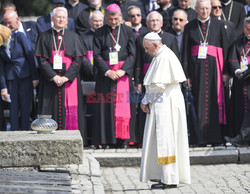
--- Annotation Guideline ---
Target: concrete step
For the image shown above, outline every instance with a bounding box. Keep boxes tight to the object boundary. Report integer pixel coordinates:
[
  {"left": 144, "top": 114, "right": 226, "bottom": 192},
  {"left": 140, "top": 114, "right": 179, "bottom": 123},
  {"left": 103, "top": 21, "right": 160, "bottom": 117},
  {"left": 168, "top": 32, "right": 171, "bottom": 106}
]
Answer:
[{"left": 84, "top": 146, "right": 250, "bottom": 167}]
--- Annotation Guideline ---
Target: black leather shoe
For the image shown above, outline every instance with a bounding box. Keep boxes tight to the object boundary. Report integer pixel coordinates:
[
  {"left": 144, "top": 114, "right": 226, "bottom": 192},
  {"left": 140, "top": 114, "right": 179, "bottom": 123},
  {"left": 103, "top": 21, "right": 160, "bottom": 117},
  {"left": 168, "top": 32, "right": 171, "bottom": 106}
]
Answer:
[
  {"left": 224, "top": 136, "right": 248, "bottom": 147},
  {"left": 151, "top": 182, "right": 177, "bottom": 189}
]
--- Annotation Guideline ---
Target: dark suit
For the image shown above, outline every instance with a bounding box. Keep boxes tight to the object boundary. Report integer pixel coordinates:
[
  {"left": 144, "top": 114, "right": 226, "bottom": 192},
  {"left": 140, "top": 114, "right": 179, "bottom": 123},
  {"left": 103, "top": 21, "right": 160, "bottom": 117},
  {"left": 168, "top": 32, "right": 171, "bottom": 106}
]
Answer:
[
  {"left": 65, "top": 1, "right": 88, "bottom": 23},
  {"left": 37, "top": 14, "right": 75, "bottom": 33},
  {"left": 222, "top": 1, "right": 245, "bottom": 39},
  {"left": 0, "top": 32, "right": 39, "bottom": 130},
  {"left": 22, "top": 21, "right": 42, "bottom": 51}
]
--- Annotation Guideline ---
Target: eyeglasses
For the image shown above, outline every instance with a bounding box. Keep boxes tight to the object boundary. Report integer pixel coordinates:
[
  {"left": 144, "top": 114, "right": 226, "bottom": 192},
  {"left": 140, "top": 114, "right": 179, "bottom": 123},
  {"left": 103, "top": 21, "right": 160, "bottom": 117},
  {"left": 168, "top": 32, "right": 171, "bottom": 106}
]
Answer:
[
  {"left": 173, "top": 17, "right": 184, "bottom": 22},
  {"left": 212, "top": 6, "right": 222, "bottom": 9},
  {"left": 130, "top": 14, "right": 141, "bottom": 18}
]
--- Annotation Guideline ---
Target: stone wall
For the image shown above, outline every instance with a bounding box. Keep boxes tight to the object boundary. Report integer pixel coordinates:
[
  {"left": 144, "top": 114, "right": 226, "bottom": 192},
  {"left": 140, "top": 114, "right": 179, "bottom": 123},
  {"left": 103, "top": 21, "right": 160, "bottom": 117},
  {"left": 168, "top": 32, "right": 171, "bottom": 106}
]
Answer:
[{"left": 0, "top": 130, "right": 83, "bottom": 167}]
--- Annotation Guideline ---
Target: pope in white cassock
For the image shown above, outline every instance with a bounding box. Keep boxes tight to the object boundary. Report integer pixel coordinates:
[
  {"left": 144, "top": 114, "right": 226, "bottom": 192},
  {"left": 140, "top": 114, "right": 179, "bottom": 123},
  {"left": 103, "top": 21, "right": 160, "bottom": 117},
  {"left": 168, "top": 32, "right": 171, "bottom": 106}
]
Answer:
[{"left": 140, "top": 32, "right": 191, "bottom": 189}]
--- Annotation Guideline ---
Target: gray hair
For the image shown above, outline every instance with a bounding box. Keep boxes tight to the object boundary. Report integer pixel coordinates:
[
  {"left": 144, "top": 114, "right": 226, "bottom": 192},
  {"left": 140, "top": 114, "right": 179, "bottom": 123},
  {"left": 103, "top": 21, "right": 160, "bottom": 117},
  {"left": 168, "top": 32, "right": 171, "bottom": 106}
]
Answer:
[
  {"left": 245, "top": 16, "right": 250, "bottom": 25},
  {"left": 52, "top": 7, "right": 68, "bottom": 17},
  {"left": 195, "top": 0, "right": 211, "bottom": 8},
  {"left": 89, "top": 10, "right": 104, "bottom": 20},
  {"left": 172, "top": 9, "right": 188, "bottom": 21},
  {"left": 2, "top": 2, "right": 16, "bottom": 11},
  {"left": 144, "top": 39, "right": 162, "bottom": 46},
  {"left": 146, "top": 11, "right": 163, "bottom": 22},
  {"left": 127, "top": 5, "right": 141, "bottom": 15}
]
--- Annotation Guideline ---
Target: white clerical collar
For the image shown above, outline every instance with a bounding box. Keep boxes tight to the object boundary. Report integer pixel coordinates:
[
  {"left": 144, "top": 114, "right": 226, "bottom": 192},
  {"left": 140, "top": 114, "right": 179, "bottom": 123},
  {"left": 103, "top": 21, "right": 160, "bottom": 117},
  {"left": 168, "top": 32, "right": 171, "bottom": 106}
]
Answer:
[
  {"left": 131, "top": 24, "right": 142, "bottom": 31},
  {"left": 90, "top": 28, "right": 95, "bottom": 32},
  {"left": 176, "top": 31, "right": 183, "bottom": 35},
  {"left": 221, "top": 0, "right": 231, "bottom": 6},
  {"left": 152, "top": 29, "right": 162, "bottom": 34},
  {"left": 110, "top": 25, "right": 119, "bottom": 29},
  {"left": 17, "top": 21, "right": 25, "bottom": 35},
  {"left": 198, "top": 16, "right": 210, "bottom": 23},
  {"left": 68, "top": 1, "right": 78, "bottom": 7},
  {"left": 163, "top": 3, "right": 171, "bottom": 11},
  {"left": 53, "top": 27, "right": 64, "bottom": 32}
]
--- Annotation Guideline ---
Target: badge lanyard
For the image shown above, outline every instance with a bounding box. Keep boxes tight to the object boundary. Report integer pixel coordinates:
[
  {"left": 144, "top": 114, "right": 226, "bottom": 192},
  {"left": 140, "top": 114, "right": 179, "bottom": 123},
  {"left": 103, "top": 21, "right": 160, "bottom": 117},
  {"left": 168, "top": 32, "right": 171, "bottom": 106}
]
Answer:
[
  {"left": 222, "top": 1, "right": 233, "bottom": 21},
  {"left": 108, "top": 24, "right": 121, "bottom": 52},
  {"left": 52, "top": 28, "right": 64, "bottom": 69},
  {"left": 90, "top": 7, "right": 105, "bottom": 14},
  {"left": 197, "top": 19, "right": 211, "bottom": 59},
  {"left": 108, "top": 24, "right": 121, "bottom": 65}
]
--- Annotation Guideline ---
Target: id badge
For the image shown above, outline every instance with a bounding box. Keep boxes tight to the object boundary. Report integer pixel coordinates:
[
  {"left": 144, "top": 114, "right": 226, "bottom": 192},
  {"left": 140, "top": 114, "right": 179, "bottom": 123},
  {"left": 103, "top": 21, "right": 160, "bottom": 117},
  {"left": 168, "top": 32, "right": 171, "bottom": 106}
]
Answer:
[
  {"left": 53, "top": 53, "right": 62, "bottom": 70},
  {"left": 109, "top": 51, "right": 118, "bottom": 65},
  {"left": 198, "top": 44, "right": 208, "bottom": 59},
  {"left": 240, "top": 56, "right": 248, "bottom": 71}
]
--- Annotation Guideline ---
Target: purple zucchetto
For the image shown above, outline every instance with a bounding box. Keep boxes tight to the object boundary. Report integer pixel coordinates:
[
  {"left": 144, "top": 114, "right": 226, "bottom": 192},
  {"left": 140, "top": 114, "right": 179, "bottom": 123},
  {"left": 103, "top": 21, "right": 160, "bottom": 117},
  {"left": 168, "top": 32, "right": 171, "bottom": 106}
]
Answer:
[{"left": 106, "top": 3, "right": 121, "bottom": 13}]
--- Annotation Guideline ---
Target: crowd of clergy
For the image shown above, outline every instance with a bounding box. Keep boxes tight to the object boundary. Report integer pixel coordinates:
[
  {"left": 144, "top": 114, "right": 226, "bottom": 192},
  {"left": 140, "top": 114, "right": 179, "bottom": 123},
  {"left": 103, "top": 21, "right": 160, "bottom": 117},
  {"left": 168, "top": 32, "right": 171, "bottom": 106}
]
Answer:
[{"left": 0, "top": 0, "right": 250, "bottom": 148}]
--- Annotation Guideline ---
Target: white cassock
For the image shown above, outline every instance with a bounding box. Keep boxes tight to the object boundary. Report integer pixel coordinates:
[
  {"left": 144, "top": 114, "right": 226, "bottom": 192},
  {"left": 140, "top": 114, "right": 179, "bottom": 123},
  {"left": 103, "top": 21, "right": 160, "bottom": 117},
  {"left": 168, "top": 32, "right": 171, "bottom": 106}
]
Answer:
[{"left": 140, "top": 44, "right": 191, "bottom": 185}]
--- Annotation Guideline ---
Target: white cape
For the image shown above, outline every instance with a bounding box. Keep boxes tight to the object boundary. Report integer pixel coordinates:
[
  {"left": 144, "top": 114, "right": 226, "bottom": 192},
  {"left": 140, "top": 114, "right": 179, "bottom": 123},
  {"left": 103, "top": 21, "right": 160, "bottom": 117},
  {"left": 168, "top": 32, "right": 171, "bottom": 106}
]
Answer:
[{"left": 140, "top": 45, "right": 191, "bottom": 184}]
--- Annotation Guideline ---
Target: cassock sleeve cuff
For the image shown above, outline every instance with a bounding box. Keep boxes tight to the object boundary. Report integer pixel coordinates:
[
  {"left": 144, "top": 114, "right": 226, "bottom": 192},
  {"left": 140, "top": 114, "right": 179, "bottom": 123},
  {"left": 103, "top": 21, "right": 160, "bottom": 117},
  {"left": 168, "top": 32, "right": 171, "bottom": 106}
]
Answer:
[
  {"left": 105, "top": 70, "right": 110, "bottom": 77},
  {"left": 235, "top": 69, "right": 241, "bottom": 75},
  {"left": 141, "top": 97, "right": 148, "bottom": 105}
]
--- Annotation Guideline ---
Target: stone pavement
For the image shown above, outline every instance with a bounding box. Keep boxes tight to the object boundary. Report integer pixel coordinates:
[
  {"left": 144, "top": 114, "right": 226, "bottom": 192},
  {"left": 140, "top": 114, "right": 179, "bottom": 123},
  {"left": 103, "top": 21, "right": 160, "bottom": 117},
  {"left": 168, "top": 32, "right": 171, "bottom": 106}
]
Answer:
[
  {"left": 1, "top": 145, "right": 250, "bottom": 193},
  {"left": 100, "top": 164, "right": 250, "bottom": 193}
]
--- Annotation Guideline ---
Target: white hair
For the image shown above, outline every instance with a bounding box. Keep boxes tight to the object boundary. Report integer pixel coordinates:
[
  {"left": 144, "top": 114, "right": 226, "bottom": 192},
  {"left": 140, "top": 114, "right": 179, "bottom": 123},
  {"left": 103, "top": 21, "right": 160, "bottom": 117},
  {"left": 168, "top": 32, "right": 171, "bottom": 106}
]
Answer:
[
  {"left": 195, "top": 0, "right": 211, "bottom": 8},
  {"left": 89, "top": 10, "right": 104, "bottom": 20},
  {"left": 52, "top": 7, "right": 68, "bottom": 17},
  {"left": 146, "top": 11, "right": 163, "bottom": 22}
]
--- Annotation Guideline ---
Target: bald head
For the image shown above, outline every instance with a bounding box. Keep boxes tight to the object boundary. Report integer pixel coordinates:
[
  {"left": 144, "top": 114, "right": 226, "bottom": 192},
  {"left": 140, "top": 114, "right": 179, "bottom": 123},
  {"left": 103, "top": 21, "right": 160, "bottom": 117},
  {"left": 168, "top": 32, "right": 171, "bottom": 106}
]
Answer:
[{"left": 3, "top": 10, "right": 19, "bottom": 31}]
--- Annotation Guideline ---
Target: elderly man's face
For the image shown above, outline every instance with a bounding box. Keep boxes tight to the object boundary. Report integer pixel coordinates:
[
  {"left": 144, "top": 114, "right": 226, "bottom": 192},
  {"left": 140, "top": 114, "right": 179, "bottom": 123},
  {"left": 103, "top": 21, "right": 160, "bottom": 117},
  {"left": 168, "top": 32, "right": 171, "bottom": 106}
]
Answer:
[
  {"left": 196, "top": 1, "right": 211, "bottom": 20},
  {"left": 143, "top": 39, "right": 158, "bottom": 57},
  {"left": 211, "top": 0, "right": 222, "bottom": 18},
  {"left": 146, "top": 13, "right": 163, "bottom": 32},
  {"left": 88, "top": 0, "right": 101, "bottom": 7},
  {"left": 89, "top": 14, "right": 103, "bottom": 30},
  {"left": 172, "top": 11, "right": 187, "bottom": 32},
  {"left": 244, "top": 23, "right": 250, "bottom": 38},
  {"left": 52, "top": 10, "right": 68, "bottom": 29},
  {"left": 128, "top": 8, "right": 142, "bottom": 26},
  {"left": 106, "top": 13, "right": 121, "bottom": 28},
  {"left": 4, "top": 14, "right": 19, "bottom": 31},
  {"left": 178, "top": 0, "right": 191, "bottom": 9}
]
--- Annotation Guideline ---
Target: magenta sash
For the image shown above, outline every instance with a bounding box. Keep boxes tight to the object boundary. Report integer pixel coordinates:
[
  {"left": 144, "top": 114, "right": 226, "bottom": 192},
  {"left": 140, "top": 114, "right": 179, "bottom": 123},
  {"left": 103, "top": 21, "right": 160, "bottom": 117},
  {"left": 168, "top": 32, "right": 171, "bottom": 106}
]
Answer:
[
  {"left": 143, "top": 63, "right": 150, "bottom": 75},
  {"left": 106, "top": 61, "right": 131, "bottom": 139},
  {"left": 247, "top": 56, "right": 250, "bottom": 64},
  {"left": 86, "top": 50, "right": 94, "bottom": 65},
  {"left": 191, "top": 45, "right": 226, "bottom": 124},
  {"left": 50, "top": 50, "right": 79, "bottom": 130}
]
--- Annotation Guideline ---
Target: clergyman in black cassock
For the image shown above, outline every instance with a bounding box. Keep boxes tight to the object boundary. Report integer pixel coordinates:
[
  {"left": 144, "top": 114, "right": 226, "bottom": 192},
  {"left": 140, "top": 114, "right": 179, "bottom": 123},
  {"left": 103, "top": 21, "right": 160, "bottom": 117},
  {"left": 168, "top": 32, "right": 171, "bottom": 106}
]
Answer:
[
  {"left": 65, "top": 0, "right": 88, "bottom": 23},
  {"left": 221, "top": 0, "right": 245, "bottom": 39},
  {"left": 35, "top": 7, "right": 87, "bottom": 143},
  {"left": 92, "top": 4, "right": 137, "bottom": 147},
  {"left": 225, "top": 17, "right": 250, "bottom": 146},
  {"left": 182, "top": 0, "right": 229, "bottom": 145}
]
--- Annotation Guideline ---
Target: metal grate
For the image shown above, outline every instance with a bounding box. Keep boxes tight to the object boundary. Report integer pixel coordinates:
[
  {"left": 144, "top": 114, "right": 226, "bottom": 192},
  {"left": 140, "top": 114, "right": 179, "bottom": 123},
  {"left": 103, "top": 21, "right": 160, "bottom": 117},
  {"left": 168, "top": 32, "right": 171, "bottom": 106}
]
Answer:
[{"left": 0, "top": 170, "right": 72, "bottom": 193}]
